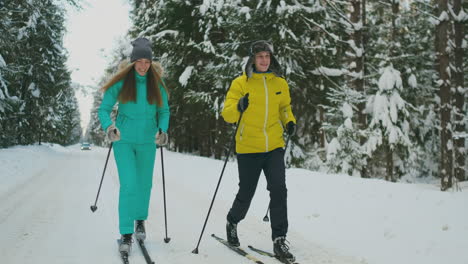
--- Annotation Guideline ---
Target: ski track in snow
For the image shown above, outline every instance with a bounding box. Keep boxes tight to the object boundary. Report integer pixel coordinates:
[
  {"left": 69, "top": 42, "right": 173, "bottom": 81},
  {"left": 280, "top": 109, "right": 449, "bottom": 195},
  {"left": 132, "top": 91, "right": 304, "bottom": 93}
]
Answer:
[{"left": 0, "top": 145, "right": 366, "bottom": 264}]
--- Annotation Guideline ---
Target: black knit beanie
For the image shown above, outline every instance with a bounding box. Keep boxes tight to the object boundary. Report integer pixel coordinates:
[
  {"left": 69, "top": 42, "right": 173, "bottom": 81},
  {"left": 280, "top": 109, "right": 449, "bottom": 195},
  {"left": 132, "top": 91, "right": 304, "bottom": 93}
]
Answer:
[{"left": 130, "top": 37, "right": 152, "bottom": 62}]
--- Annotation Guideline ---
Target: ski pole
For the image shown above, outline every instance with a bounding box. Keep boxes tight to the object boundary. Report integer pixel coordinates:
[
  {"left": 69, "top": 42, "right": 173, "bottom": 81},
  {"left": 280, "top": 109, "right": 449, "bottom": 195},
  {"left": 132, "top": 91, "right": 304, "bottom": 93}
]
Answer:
[
  {"left": 262, "top": 134, "right": 291, "bottom": 222},
  {"left": 263, "top": 202, "right": 270, "bottom": 222},
  {"left": 90, "top": 141, "right": 113, "bottom": 213},
  {"left": 192, "top": 109, "right": 246, "bottom": 254},
  {"left": 159, "top": 129, "right": 171, "bottom": 243}
]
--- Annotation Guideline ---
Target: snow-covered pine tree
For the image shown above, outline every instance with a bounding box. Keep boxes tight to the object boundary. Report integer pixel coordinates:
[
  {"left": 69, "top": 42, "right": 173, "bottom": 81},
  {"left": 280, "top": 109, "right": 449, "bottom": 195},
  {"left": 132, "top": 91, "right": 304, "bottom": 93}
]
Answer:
[
  {"left": 365, "top": 65, "right": 411, "bottom": 181},
  {"left": 87, "top": 88, "right": 108, "bottom": 147},
  {"left": 395, "top": 0, "right": 441, "bottom": 180},
  {"left": 312, "top": 0, "right": 367, "bottom": 171},
  {"left": 436, "top": 0, "right": 453, "bottom": 190},
  {"left": 362, "top": 1, "right": 407, "bottom": 181},
  {"left": 0, "top": 5, "right": 12, "bottom": 116},
  {"left": 325, "top": 86, "right": 367, "bottom": 176},
  {"left": 127, "top": 0, "right": 328, "bottom": 162},
  {"left": 87, "top": 37, "right": 130, "bottom": 147},
  {"left": 1, "top": 1, "right": 25, "bottom": 142},
  {"left": 119, "top": 0, "right": 465, "bottom": 181},
  {"left": 129, "top": 0, "right": 236, "bottom": 158},
  {"left": 319, "top": 0, "right": 370, "bottom": 176},
  {"left": 452, "top": 0, "right": 466, "bottom": 182},
  {"left": 0, "top": 0, "right": 24, "bottom": 147},
  {"left": 0, "top": 0, "right": 81, "bottom": 147}
]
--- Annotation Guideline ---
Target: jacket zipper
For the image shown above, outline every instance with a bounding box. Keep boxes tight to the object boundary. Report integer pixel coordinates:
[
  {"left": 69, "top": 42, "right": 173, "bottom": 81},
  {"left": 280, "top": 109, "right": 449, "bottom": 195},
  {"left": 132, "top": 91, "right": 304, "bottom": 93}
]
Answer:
[
  {"left": 240, "top": 123, "right": 244, "bottom": 141},
  {"left": 263, "top": 76, "right": 269, "bottom": 152}
]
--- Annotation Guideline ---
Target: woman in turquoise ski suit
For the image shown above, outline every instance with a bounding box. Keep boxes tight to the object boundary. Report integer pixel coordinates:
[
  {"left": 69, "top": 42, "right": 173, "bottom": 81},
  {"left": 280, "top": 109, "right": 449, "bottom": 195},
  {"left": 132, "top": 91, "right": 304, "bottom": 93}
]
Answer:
[{"left": 98, "top": 37, "right": 169, "bottom": 253}]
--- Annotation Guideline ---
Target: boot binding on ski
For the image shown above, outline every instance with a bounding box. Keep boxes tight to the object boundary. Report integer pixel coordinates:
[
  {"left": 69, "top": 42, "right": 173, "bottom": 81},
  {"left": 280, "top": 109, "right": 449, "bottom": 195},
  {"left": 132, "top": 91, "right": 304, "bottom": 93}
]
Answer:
[
  {"left": 226, "top": 221, "right": 240, "bottom": 247},
  {"left": 273, "top": 236, "right": 295, "bottom": 263},
  {"left": 135, "top": 220, "right": 146, "bottom": 241},
  {"left": 119, "top": 233, "right": 133, "bottom": 254}
]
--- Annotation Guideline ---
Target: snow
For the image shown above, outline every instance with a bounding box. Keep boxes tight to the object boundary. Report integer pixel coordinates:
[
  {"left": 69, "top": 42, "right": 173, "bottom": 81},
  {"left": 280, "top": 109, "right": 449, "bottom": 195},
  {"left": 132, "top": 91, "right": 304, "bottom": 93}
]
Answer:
[
  {"left": 0, "top": 54, "right": 6, "bottom": 67},
  {"left": 341, "top": 102, "right": 353, "bottom": 118},
  {"left": 239, "top": 6, "right": 252, "bottom": 20},
  {"left": 327, "top": 138, "right": 340, "bottom": 160},
  {"left": 367, "top": 65, "right": 410, "bottom": 147},
  {"left": 28, "top": 82, "right": 40, "bottom": 98},
  {"left": 378, "top": 66, "right": 402, "bottom": 91},
  {"left": 1, "top": 144, "right": 467, "bottom": 264},
  {"left": 347, "top": 40, "right": 363, "bottom": 57},
  {"left": 314, "top": 66, "right": 345, "bottom": 77},
  {"left": 408, "top": 73, "right": 417, "bottom": 88},
  {"left": 438, "top": 11, "right": 450, "bottom": 22},
  {"left": 154, "top": 30, "right": 179, "bottom": 39},
  {"left": 178, "top": 66, "right": 194, "bottom": 87},
  {"left": 199, "top": 1, "right": 209, "bottom": 15},
  {"left": 344, "top": 118, "right": 353, "bottom": 129}
]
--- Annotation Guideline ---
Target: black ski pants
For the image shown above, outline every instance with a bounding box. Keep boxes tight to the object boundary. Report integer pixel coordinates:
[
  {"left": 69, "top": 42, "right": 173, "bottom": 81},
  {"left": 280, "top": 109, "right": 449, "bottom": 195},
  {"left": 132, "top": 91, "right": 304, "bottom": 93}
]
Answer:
[{"left": 227, "top": 147, "right": 288, "bottom": 240}]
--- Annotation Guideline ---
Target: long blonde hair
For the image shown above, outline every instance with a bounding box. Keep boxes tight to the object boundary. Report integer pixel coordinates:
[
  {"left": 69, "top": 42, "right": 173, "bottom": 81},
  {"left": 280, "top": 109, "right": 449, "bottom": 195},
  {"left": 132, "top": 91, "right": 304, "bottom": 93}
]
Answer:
[{"left": 101, "top": 60, "right": 169, "bottom": 106}]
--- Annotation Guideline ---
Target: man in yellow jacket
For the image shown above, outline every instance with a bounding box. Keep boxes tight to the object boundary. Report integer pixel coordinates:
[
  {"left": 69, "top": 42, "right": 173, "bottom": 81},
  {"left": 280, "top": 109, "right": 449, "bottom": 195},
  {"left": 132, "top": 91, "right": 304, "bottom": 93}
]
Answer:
[{"left": 221, "top": 40, "right": 296, "bottom": 263}]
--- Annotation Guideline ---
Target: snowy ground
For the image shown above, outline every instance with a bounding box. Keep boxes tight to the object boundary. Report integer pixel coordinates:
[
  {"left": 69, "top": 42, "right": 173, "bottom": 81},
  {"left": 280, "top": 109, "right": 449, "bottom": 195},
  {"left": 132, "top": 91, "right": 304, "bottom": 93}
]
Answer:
[{"left": 0, "top": 144, "right": 467, "bottom": 264}]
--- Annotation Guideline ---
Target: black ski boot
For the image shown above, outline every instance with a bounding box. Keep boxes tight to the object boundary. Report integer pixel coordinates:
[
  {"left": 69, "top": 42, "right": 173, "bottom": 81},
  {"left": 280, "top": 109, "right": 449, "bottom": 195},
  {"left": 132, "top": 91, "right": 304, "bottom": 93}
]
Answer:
[
  {"left": 273, "top": 236, "right": 295, "bottom": 262},
  {"left": 226, "top": 221, "right": 240, "bottom": 247},
  {"left": 135, "top": 220, "right": 146, "bottom": 241},
  {"left": 119, "top": 233, "right": 133, "bottom": 254}
]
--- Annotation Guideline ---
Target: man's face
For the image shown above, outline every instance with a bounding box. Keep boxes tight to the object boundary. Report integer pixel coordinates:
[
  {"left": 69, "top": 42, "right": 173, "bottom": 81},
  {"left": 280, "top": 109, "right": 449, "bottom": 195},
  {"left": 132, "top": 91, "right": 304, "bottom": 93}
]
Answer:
[
  {"left": 134, "top": 59, "right": 151, "bottom": 76},
  {"left": 254, "top": 51, "right": 271, "bottom": 72}
]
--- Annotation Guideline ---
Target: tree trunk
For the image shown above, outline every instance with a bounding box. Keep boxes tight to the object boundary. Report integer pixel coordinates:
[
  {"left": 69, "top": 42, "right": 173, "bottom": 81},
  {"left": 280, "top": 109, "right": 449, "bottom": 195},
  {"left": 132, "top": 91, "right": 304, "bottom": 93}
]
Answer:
[
  {"left": 350, "top": 0, "right": 368, "bottom": 178},
  {"left": 319, "top": 105, "right": 326, "bottom": 149},
  {"left": 452, "top": 0, "right": 465, "bottom": 182},
  {"left": 390, "top": 0, "right": 399, "bottom": 57},
  {"left": 384, "top": 0, "right": 400, "bottom": 181},
  {"left": 386, "top": 142, "right": 394, "bottom": 182},
  {"left": 437, "top": 0, "right": 453, "bottom": 190}
]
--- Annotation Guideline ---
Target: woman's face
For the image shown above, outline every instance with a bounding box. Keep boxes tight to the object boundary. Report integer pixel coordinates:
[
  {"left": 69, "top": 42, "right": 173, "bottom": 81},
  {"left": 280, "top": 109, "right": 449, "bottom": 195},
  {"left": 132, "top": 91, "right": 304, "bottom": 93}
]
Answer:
[
  {"left": 254, "top": 51, "right": 271, "bottom": 72},
  {"left": 134, "top": 59, "right": 151, "bottom": 76}
]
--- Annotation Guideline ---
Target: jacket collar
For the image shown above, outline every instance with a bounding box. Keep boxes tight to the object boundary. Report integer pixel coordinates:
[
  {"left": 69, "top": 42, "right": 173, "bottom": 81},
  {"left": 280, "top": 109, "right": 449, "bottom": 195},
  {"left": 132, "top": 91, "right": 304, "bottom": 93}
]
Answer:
[
  {"left": 135, "top": 71, "right": 147, "bottom": 82},
  {"left": 245, "top": 71, "right": 276, "bottom": 80}
]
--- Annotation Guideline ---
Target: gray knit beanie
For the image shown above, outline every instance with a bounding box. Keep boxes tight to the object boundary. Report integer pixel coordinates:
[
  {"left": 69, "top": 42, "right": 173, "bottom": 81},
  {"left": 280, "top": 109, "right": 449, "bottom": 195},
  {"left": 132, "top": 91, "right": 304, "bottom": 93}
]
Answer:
[{"left": 130, "top": 37, "right": 152, "bottom": 62}]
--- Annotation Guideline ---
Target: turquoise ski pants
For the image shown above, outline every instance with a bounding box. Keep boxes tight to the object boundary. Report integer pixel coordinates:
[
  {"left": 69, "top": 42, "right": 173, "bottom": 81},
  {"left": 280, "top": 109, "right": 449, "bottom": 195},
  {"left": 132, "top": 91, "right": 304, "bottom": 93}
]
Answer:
[{"left": 113, "top": 142, "right": 156, "bottom": 235}]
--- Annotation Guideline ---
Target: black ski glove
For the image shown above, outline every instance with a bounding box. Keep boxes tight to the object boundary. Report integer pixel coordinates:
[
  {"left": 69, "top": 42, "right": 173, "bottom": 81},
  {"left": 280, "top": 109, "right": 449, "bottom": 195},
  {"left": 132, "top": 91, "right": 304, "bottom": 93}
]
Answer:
[
  {"left": 237, "top": 94, "right": 250, "bottom": 113},
  {"left": 286, "top": 121, "right": 296, "bottom": 136}
]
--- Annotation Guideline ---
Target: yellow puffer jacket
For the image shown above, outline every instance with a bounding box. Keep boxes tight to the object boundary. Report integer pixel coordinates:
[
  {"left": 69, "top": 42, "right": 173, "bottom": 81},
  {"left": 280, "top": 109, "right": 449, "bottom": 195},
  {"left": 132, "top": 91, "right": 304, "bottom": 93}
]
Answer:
[{"left": 222, "top": 72, "right": 296, "bottom": 154}]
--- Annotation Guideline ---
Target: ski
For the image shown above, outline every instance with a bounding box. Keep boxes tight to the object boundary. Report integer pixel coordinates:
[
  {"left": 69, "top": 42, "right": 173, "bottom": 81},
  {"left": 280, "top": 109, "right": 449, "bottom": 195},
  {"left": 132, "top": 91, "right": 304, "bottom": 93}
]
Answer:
[
  {"left": 120, "top": 252, "right": 130, "bottom": 264},
  {"left": 211, "top": 234, "right": 265, "bottom": 264},
  {"left": 248, "top": 245, "right": 299, "bottom": 264},
  {"left": 137, "top": 238, "right": 155, "bottom": 264},
  {"left": 117, "top": 239, "right": 130, "bottom": 264}
]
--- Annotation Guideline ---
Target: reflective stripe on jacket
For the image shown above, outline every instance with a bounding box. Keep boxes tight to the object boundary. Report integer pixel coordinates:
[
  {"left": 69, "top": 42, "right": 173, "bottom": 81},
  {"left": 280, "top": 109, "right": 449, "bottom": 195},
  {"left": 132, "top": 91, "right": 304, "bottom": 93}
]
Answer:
[{"left": 222, "top": 72, "right": 296, "bottom": 154}]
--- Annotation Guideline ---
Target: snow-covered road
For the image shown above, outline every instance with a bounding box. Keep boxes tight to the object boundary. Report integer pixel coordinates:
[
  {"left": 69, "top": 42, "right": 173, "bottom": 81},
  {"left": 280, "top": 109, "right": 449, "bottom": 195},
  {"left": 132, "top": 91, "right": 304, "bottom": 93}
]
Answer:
[{"left": 1, "top": 144, "right": 467, "bottom": 264}]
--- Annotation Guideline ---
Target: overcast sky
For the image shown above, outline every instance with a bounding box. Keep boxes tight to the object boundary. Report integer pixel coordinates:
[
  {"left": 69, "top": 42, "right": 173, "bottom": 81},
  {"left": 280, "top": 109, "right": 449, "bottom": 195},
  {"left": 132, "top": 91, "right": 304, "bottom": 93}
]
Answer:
[{"left": 63, "top": 0, "right": 131, "bottom": 136}]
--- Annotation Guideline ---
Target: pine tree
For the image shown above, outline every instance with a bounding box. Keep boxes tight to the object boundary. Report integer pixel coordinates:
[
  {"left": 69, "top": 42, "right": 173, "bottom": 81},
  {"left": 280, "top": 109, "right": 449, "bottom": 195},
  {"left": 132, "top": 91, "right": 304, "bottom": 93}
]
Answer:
[
  {"left": 87, "top": 37, "right": 130, "bottom": 147},
  {"left": 86, "top": 0, "right": 466, "bottom": 182},
  {"left": 365, "top": 65, "right": 412, "bottom": 181},
  {"left": 127, "top": 0, "right": 349, "bottom": 164},
  {"left": 129, "top": 0, "right": 232, "bottom": 158},
  {"left": 452, "top": 0, "right": 466, "bottom": 182},
  {"left": 436, "top": 0, "right": 453, "bottom": 190},
  {"left": 325, "top": 87, "right": 367, "bottom": 176},
  {"left": 362, "top": 1, "right": 411, "bottom": 180},
  {"left": 0, "top": 0, "right": 81, "bottom": 147},
  {"left": 320, "top": 0, "right": 370, "bottom": 176},
  {"left": 397, "top": 0, "right": 441, "bottom": 180}
]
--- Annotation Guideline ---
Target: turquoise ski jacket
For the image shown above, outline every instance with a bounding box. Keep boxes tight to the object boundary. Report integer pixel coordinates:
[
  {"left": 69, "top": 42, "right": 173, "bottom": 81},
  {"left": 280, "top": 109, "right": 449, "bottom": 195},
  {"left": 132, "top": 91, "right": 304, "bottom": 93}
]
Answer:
[{"left": 98, "top": 72, "right": 170, "bottom": 144}]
